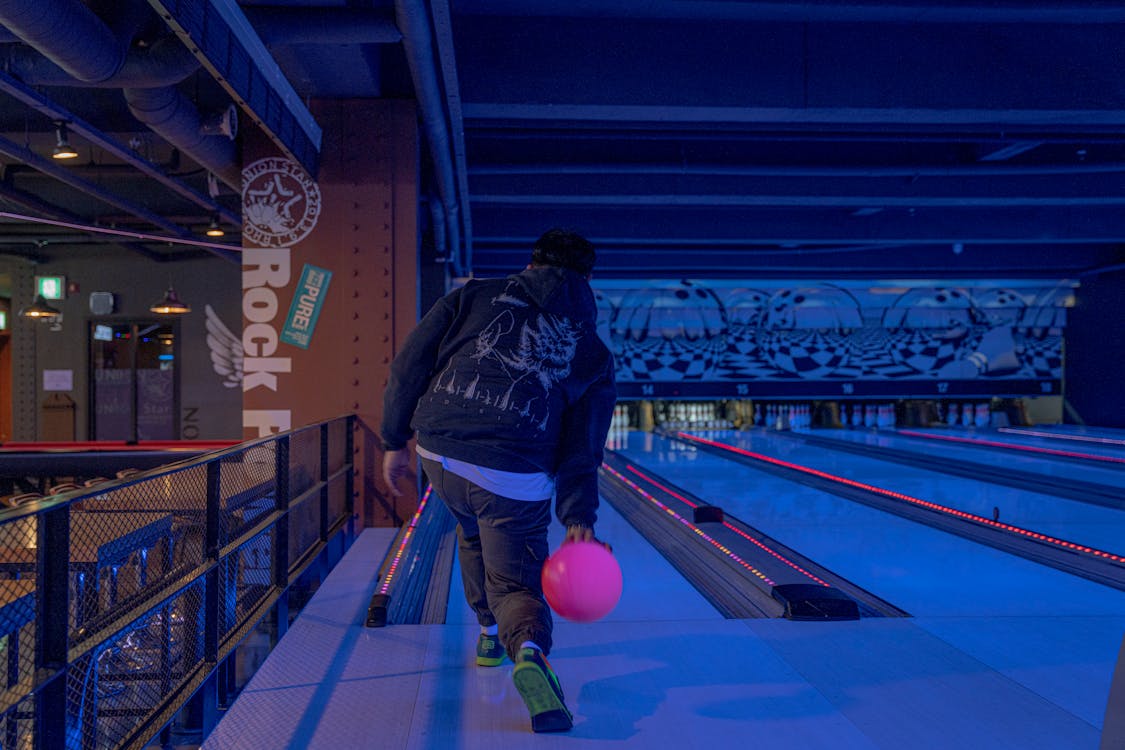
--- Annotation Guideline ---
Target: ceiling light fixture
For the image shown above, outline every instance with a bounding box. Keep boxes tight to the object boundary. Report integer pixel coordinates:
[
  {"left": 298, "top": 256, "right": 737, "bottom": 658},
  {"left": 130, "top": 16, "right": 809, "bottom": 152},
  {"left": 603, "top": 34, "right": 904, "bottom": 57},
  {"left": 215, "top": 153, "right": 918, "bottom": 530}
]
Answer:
[
  {"left": 205, "top": 216, "right": 225, "bottom": 237},
  {"left": 18, "top": 294, "right": 62, "bottom": 320},
  {"left": 150, "top": 286, "right": 192, "bottom": 315},
  {"left": 51, "top": 123, "right": 78, "bottom": 160}
]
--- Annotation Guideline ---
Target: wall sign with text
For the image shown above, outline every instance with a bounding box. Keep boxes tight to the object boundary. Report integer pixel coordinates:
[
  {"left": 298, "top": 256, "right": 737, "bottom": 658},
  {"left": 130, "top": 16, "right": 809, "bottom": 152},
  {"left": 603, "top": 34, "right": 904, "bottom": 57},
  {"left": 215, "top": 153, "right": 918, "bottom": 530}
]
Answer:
[{"left": 281, "top": 264, "right": 332, "bottom": 349}]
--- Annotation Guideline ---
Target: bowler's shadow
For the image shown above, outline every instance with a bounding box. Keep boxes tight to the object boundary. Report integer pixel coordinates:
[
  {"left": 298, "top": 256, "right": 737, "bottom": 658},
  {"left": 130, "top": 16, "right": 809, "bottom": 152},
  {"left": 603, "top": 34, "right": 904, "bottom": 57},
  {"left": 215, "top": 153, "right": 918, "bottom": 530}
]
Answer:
[{"left": 555, "top": 630, "right": 835, "bottom": 740}]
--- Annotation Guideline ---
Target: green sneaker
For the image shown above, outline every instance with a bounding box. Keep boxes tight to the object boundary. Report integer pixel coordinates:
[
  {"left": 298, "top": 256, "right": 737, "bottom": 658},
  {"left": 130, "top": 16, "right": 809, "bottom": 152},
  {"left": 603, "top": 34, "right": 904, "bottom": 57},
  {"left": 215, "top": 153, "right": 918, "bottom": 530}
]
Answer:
[
  {"left": 512, "top": 648, "right": 573, "bottom": 733},
  {"left": 475, "top": 633, "right": 504, "bottom": 667}
]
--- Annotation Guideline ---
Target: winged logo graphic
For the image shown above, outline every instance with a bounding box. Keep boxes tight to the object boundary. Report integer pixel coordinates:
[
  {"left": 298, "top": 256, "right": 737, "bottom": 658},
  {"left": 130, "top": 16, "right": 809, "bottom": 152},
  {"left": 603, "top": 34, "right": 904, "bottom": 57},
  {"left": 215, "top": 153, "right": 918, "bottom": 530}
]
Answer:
[{"left": 205, "top": 304, "right": 243, "bottom": 388}]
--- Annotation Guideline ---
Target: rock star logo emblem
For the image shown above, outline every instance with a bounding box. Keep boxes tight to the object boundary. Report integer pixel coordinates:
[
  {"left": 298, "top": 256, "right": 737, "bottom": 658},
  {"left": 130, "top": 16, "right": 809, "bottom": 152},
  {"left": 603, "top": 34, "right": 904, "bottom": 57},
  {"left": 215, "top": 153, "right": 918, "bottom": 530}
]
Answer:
[{"left": 241, "top": 157, "right": 322, "bottom": 247}]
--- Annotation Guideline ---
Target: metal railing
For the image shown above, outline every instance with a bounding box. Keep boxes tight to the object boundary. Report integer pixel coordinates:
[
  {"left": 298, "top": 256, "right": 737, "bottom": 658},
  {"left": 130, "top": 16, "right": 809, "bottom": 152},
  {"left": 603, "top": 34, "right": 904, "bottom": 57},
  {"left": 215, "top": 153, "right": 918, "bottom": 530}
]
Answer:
[{"left": 0, "top": 415, "right": 356, "bottom": 750}]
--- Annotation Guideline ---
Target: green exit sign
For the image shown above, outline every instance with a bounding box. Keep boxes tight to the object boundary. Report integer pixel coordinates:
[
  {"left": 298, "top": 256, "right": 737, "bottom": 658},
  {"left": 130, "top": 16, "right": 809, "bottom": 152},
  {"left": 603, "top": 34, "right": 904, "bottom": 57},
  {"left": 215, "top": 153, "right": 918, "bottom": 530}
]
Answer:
[
  {"left": 0, "top": 310, "right": 7, "bottom": 330},
  {"left": 36, "top": 276, "right": 65, "bottom": 300}
]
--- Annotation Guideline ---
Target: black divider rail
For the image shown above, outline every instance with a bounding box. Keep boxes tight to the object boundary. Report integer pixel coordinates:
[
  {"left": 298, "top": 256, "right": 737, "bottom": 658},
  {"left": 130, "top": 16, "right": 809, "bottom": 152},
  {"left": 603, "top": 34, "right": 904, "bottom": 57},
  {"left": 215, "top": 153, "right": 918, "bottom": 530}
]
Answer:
[
  {"left": 600, "top": 451, "right": 906, "bottom": 621},
  {"left": 0, "top": 415, "right": 356, "bottom": 750}
]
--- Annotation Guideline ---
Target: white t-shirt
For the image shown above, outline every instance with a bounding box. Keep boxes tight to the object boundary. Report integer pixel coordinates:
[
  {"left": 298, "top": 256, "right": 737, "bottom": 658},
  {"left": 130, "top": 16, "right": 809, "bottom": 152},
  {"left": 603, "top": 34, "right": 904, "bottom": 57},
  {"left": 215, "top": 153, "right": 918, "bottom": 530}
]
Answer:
[{"left": 416, "top": 445, "right": 554, "bottom": 502}]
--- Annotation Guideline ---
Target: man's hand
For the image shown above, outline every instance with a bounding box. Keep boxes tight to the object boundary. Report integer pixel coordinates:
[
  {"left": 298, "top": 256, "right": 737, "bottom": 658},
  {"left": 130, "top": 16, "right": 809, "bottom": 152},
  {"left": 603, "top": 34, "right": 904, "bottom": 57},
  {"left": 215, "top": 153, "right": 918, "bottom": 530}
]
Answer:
[
  {"left": 565, "top": 525, "right": 612, "bottom": 553},
  {"left": 565, "top": 525, "right": 594, "bottom": 544},
  {"left": 382, "top": 449, "right": 411, "bottom": 497}
]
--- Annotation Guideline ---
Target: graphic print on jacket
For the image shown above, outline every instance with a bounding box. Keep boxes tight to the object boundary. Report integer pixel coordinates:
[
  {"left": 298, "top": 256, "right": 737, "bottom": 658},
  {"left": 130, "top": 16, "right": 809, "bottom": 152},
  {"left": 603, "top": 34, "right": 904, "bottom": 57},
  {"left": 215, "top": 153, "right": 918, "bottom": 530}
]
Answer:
[{"left": 431, "top": 281, "right": 582, "bottom": 432}]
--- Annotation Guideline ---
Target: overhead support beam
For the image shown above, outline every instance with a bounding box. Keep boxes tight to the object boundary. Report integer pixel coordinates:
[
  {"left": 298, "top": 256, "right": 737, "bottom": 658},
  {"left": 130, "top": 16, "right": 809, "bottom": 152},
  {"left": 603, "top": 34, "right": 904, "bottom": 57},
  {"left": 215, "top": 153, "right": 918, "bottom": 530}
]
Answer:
[
  {"left": 465, "top": 103, "right": 1125, "bottom": 128},
  {"left": 453, "top": 2, "right": 1125, "bottom": 24},
  {"left": 244, "top": 7, "right": 402, "bottom": 45},
  {"left": 0, "top": 186, "right": 168, "bottom": 261},
  {"left": 466, "top": 242, "right": 1124, "bottom": 280},
  {"left": 455, "top": 18, "right": 1125, "bottom": 127},
  {"left": 0, "top": 133, "right": 197, "bottom": 239},
  {"left": 470, "top": 162, "right": 1125, "bottom": 177},
  {"left": 145, "top": 0, "right": 322, "bottom": 179},
  {"left": 0, "top": 70, "right": 239, "bottom": 228},
  {"left": 471, "top": 193, "right": 1125, "bottom": 208},
  {"left": 469, "top": 204, "right": 1125, "bottom": 244},
  {"left": 469, "top": 171, "right": 1125, "bottom": 205}
]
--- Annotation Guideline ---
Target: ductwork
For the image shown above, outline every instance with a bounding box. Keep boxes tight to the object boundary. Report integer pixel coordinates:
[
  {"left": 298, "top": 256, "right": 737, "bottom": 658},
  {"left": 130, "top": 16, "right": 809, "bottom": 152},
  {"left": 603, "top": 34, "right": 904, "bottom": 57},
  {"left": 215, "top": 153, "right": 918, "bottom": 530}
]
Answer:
[
  {"left": 1, "top": 36, "right": 200, "bottom": 89},
  {"left": 124, "top": 87, "right": 240, "bottom": 189},
  {"left": 0, "top": 1, "right": 127, "bottom": 83},
  {"left": 0, "top": 0, "right": 240, "bottom": 191}
]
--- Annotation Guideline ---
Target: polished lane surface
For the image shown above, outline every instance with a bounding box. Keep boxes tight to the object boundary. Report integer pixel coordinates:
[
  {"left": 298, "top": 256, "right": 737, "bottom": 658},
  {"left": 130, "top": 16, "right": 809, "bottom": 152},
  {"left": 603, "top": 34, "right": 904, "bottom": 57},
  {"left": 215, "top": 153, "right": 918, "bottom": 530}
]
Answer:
[
  {"left": 619, "top": 428, "right": 1125, "bottom": 735},
  {"left": 809, "top": 425, "right": 1125, "bottom": 492},
  {"left": 204, "top": 431, "right": 1120, "bottom": 748},
  {"left": 694, "top": 428, "right": 1125, "bottom": 557},
  {"left": 620, "top": 430, "right": 1125, "bottom": 617}
]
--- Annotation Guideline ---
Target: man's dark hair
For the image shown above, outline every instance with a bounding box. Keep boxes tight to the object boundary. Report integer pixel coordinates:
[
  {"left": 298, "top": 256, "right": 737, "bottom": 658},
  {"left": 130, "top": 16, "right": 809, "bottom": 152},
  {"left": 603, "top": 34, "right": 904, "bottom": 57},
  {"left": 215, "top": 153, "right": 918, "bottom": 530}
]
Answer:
[{"left": 530, "top": 228, "right": 596, "bottom": 277}]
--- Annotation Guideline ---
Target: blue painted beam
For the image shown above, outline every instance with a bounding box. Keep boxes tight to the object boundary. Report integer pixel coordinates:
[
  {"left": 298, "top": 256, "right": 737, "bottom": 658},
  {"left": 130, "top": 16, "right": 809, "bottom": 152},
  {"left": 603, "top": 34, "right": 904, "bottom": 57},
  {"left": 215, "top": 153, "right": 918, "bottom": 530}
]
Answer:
[{"left": 146, "top": 0, "right": 322, "bottom": 178}]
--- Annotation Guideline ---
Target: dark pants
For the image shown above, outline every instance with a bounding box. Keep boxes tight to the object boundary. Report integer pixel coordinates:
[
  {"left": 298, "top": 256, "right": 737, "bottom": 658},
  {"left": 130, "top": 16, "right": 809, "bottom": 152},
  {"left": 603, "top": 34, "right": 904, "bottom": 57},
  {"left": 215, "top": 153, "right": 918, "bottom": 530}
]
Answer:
[{"left": 419, "top": 457, "right": 554, "bottom": 659}]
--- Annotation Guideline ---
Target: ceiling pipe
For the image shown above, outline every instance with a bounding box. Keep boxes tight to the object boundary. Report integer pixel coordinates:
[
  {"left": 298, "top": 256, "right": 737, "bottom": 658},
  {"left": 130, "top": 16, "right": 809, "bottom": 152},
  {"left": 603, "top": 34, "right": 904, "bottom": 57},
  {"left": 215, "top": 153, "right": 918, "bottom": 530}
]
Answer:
[
  {"left": 0, "top": 35, "right": 201, "bottom": 89},
  {"left": 0, "top": 132, "right": 193, "bottom": 235},
  {"left": 394, "top": 0, "right": 463, "bottom": 275},
  {"left": 0, "top": 0, "right": 127, "bottom": 83},
  {"left": 0, "top": 183, "right": 169, "bottom": 261},
  {"left": 0, "top": 235, "right": 119, "bottom": 245},
  {"left": 0, "top": 0, "right": 241, "bottom": 192},
  {"left": 0, "top": 209, "right": 240, "bottom": 259},
  {"left": 0, "top": 69, "right": 239, "bottom": 228},
  {"left": 123, "top": 87, "right": 241, "bottom": 190},
  {"left": 448, "top": 3, "right": 1125, "bottom": 24},
  {"left": 428, "top": 0, "right": 472, "bottom": 273}
]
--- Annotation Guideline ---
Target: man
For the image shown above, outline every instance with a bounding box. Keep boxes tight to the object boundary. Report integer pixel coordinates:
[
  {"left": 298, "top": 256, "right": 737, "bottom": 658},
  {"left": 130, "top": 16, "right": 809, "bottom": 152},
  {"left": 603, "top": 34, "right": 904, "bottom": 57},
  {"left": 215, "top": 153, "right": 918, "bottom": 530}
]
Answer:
[{"left": 381, "top": 228, "right": 616, "bottom": 733}]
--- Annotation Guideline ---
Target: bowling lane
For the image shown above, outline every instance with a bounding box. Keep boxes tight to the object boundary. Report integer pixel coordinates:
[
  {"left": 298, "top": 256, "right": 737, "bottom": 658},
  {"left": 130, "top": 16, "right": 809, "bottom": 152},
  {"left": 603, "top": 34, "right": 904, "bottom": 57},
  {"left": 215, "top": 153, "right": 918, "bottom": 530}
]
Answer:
[
  {"left": 807, "top": 426, "right": 1125, "bottom": 491},
  {"left": 715, "top": 428, "right": 1125, "bottom": 556},
  {"left": 902, "top": 426, "right": 1125, "bottom": 462},
  {"left": 618, "top": 431, "right": 1125, "bottom": 618}
]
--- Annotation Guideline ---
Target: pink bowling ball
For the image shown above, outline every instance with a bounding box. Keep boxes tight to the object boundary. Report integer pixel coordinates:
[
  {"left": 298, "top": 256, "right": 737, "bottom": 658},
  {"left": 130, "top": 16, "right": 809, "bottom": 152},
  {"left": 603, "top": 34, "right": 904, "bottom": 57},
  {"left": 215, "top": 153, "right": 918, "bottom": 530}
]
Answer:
[{"left": 541, "top": 540, "right": 623, "bottom": 622}]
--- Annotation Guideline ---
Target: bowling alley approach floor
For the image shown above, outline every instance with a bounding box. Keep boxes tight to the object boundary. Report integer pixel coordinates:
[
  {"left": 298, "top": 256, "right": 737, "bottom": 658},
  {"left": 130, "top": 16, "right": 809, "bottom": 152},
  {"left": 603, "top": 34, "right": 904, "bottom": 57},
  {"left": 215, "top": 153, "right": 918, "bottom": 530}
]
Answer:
[{"left": 203, "top": 462, "right": 1123, "bottom": 750}]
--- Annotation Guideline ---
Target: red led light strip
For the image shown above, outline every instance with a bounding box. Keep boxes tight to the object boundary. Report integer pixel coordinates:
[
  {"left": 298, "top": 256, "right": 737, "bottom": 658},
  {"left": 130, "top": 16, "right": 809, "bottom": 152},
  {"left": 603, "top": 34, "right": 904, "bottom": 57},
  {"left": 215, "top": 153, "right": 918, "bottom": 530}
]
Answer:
[
  {"left": 678, "top": 432, "right": 1125, "bottom": 565},
  {"left": 999, "top": 427, "right": 1125, "bottom": 447},
  {"left": 624, "top": 462, "right": 829, "bottom": 586},
  {"left": 897, "top": 429, "right": 1125, "bottom": 465},
  {"left": 625, "top": 465, "right": 698, "bottom": 507},
  {"left": 378, "top": 484, "right": 434, "bottom": 595},
  {"left": 602, "top": 463, "right": 777, "bottom": 586},
  {"left": 720, "top": 522, "right": 830, "bottom": 587}
]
